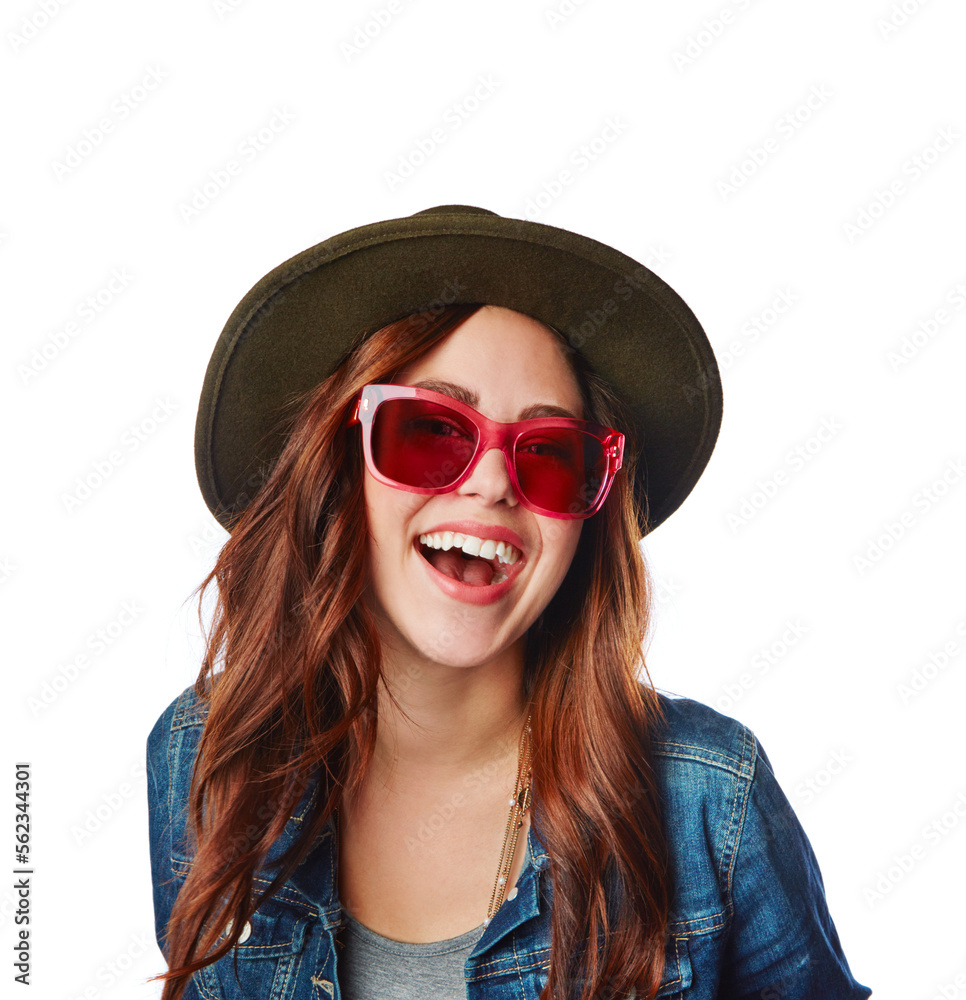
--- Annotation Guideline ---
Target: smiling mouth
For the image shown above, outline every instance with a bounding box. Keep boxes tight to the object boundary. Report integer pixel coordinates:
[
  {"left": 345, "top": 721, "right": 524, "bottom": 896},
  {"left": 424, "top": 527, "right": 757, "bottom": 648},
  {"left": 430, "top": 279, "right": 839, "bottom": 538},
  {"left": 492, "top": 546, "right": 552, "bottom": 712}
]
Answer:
[{"left": 417, "top": 531, "right": 523, "bottom": 587}]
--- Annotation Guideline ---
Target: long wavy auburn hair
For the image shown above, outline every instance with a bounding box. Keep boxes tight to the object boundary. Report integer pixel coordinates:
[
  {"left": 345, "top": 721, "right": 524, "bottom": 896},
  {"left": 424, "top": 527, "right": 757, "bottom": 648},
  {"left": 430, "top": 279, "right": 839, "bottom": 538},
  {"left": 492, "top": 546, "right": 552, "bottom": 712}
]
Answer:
[{"left": 156, "top": 303, "right": 670, "bottom": 1000}]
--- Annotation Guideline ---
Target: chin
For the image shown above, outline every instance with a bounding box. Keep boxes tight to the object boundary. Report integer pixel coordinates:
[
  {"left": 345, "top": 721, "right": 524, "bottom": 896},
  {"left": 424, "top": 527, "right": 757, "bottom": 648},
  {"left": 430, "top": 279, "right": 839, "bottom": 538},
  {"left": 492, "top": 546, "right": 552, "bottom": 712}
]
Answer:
[
  {"left": 380, "top": 615, "right": 522, "bottom": 672},
  {"left": 416, "top": 633, "right": 518, "bottom": 671}
]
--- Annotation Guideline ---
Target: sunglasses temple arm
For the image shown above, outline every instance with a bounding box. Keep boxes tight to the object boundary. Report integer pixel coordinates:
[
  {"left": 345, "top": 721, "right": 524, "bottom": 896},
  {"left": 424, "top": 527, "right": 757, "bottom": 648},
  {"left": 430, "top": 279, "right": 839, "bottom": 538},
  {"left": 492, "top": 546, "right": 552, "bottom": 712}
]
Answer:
[
  {"left": 347, "top": 396, "right": 364, "bottom": 426},
  {"left": 609, "top": 433, "right": 625, "bottom": 473}
]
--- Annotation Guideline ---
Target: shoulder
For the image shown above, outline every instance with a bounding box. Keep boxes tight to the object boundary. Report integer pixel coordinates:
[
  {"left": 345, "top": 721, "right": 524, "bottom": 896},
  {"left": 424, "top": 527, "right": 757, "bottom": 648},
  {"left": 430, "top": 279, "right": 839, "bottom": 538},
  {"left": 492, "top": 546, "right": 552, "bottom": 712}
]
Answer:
[
  {"left": 651, "top": 691, "right": 758, "bottom": 781},
  {"left": 148, "top": 679, "right": 212, "bottom": 739},
  {"left": 647, "top": 691, "right": 771, "bottom": 933},
  {"left": 645, "top": 695, "right": 872, "bottom": 996},
  {"left": 145, "top": 677, "right": 322, "bottom": 864},
  {"left": 146, "top": 681, "right": 214, "bottom": 952},
  {"left": 648, "top": 692, "right": 802, "bottom": 872},
  {"left": 146, "top": 680, "right": 214, "bottom": 770},
  {"left": 145, "top": 680, "right": 214, "bottom": 852},
  {"left": 648, "top": 691, "right": 761, "bottom": 855}
]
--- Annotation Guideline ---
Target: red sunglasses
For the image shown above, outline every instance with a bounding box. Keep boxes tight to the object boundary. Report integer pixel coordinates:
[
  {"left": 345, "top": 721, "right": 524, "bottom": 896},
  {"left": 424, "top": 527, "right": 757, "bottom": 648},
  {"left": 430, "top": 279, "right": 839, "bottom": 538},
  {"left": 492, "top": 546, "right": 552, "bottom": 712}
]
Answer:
[{"left": 348, "top": 384, "right": 624, "bottom": 519}]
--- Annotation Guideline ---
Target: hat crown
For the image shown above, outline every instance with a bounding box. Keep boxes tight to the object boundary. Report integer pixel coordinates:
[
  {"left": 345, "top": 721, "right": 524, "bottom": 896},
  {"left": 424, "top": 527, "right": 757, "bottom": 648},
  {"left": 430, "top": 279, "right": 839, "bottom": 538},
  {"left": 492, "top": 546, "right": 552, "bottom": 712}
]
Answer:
[{"left": 410, "top": 204, "right": 499, "bottom": 219}]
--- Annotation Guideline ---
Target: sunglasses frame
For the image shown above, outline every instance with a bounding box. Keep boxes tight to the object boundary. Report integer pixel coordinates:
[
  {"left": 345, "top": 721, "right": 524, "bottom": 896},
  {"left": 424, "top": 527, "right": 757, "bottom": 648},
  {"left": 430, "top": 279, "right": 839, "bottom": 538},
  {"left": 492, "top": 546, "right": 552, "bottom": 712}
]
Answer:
[{"left": 348, "top": 383, "right": 625, "bottom": 520}]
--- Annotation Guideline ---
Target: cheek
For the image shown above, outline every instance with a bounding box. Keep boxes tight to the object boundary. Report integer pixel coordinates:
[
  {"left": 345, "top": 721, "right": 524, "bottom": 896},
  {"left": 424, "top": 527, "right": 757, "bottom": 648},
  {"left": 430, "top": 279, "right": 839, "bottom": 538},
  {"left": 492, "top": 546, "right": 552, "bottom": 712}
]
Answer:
[
  {"left": 362, "top": 471, "right": 426, "bottom": 567},
  {"left": 540, "top": 520, "right": 584, "bottom": 589},
  {"left": 362, "top": 477, "right": 389, "bottom": 551}
]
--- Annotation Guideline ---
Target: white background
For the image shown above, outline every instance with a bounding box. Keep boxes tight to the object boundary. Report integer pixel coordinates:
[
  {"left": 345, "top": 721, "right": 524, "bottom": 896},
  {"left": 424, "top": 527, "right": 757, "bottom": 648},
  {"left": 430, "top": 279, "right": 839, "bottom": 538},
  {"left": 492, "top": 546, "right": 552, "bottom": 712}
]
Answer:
[{"left": 4, "top": 1, "right": 965, "bottom": 998}]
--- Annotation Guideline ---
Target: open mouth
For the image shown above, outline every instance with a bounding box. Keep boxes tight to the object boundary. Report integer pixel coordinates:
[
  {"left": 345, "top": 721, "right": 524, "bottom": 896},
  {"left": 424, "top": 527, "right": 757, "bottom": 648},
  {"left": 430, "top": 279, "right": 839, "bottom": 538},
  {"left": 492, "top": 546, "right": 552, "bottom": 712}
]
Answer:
[{"left": 417, "top": 531, "right": 523, "bottom": 587}]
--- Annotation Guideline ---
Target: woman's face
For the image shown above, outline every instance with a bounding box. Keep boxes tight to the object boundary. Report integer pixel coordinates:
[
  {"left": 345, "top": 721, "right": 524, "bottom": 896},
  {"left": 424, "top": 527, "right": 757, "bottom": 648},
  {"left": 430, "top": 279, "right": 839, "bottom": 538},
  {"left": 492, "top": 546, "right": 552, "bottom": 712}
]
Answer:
[{"left": 363, "top": 305, "right": 585, "bottom": 670}]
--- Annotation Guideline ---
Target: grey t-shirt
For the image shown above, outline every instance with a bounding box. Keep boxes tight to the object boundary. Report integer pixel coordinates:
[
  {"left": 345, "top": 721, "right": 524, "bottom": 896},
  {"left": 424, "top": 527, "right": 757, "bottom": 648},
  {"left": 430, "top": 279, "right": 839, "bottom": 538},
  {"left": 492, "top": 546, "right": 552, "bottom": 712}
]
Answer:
[{"left": 337, "top": 911, "right": 485, "bottom": 1000}]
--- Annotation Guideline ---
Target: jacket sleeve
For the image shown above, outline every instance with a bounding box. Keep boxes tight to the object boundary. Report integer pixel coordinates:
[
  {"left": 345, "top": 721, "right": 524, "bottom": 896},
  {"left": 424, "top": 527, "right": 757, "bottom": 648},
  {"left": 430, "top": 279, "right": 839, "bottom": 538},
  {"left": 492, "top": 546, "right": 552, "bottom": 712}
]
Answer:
[
  {"left": 719, "top": 738, "right": 872, "bottom": 999},
  {"left": 146, "top": 693, "right": 187, "bottom": 961}
]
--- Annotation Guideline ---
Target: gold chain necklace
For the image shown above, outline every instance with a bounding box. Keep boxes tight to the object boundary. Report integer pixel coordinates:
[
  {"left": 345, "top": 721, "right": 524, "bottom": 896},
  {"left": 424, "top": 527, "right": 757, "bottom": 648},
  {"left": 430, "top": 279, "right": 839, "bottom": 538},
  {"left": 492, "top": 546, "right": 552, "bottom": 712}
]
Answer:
[{"left": 484, "top": 711, "right": 533, "bottom": 928}]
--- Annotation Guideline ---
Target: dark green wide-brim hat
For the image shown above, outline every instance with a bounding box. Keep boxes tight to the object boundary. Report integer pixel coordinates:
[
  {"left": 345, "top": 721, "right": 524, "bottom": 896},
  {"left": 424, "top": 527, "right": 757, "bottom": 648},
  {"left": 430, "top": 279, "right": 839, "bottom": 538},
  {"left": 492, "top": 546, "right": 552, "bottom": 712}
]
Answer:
[{"left": 195, "top": 204, "right": 722, "bottom": 535}]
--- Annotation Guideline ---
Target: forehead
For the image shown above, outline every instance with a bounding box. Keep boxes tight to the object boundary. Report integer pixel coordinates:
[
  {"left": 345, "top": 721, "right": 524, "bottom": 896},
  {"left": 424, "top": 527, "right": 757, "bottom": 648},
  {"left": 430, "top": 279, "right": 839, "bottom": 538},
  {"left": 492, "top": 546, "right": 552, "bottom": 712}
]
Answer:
[{"left": 398, "top": 305, "right": 584, "bottom": 418}]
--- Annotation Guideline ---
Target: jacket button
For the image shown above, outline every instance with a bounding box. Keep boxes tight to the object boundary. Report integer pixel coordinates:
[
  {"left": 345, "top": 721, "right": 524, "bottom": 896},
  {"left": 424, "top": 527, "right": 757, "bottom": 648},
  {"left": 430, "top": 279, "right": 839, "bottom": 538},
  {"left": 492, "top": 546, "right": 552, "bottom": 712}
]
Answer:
[
  {"left": 507, "top": 887, "right": 518, "bottom": 901},
  {"left": 238, "top": 921, "right": 252, "bottom": 943}
]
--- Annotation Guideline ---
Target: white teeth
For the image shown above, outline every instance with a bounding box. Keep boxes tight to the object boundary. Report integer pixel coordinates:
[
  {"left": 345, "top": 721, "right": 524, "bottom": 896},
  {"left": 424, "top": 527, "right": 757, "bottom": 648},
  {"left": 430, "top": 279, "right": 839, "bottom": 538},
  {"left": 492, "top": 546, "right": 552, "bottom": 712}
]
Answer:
[{"left": 419, "top": 532, "right": 521, "bottom": 567}]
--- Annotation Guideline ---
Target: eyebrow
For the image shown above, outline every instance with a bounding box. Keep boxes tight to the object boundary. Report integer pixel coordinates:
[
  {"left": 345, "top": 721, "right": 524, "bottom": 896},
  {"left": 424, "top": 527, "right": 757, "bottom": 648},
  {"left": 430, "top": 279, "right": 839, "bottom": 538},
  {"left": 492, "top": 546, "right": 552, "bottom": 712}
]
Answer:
[{"left": 410, "top": 378, "right": 581, "bottom": 420}]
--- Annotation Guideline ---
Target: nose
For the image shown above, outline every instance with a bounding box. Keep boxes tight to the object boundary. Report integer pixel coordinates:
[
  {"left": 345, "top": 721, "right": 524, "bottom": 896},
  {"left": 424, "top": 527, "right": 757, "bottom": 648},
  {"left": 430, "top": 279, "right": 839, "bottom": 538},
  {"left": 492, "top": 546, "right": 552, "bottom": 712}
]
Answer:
[{"left": 456, "top": 446, "right": 518, "bottom": 509}]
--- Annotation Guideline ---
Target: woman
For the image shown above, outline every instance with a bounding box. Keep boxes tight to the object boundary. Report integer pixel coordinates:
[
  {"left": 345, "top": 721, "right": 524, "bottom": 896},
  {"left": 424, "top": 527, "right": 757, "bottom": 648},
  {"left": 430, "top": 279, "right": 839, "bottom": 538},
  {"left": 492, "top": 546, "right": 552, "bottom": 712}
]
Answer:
[{"left": 147, "top": 205, "right": 871, "bottom": 999}]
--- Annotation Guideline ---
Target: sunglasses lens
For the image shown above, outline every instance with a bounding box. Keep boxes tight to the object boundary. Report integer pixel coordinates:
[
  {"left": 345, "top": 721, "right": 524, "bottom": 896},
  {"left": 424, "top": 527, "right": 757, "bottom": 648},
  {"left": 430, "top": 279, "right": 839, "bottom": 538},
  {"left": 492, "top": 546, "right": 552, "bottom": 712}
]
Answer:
[
  {"left": 371, "top": 398, "right": 478, "bottom": 490},
  {"left": 514, "top": 428, "right": 607, "bottom": 515}
]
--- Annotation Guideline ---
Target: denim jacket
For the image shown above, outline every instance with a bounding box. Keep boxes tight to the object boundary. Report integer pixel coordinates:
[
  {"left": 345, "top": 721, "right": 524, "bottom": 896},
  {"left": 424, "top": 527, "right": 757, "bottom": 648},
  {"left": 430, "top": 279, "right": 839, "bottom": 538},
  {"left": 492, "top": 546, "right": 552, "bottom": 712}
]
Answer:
[{"left": 147, "top": 684, "right": 871, "bottom": 999}]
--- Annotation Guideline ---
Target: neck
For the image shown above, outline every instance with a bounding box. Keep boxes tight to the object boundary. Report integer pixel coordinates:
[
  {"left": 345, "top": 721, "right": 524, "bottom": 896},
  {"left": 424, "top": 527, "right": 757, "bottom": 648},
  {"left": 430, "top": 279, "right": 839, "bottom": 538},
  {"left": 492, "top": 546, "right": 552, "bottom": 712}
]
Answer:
[{"left": 368, "top": 639, "right": 530, "bottom": 786}]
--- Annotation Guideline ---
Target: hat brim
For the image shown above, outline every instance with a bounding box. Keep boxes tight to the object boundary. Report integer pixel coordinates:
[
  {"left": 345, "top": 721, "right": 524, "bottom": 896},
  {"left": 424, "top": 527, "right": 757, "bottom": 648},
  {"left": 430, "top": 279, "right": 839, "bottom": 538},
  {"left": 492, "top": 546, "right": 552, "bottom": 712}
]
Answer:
[{"left": 195, "top": 205, "right": 722, "bottom": 535}]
